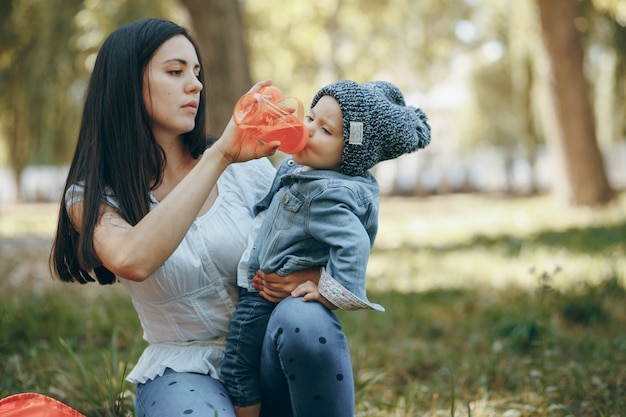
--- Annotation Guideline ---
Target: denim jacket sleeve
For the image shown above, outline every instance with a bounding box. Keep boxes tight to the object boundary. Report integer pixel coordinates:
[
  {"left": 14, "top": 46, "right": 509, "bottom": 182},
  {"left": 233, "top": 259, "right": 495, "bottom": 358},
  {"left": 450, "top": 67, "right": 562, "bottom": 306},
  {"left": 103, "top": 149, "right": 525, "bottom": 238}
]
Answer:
[{"left": 307, "top": 184, "right": 384, "bottom": 311}]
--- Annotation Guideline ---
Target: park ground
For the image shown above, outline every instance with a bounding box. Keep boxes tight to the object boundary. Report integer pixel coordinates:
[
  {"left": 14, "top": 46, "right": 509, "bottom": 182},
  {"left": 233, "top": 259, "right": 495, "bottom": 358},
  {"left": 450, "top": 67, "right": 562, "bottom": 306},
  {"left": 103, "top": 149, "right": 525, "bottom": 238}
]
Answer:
[{"left": 1, "top": 192, "right": 625, "bottom": 416}]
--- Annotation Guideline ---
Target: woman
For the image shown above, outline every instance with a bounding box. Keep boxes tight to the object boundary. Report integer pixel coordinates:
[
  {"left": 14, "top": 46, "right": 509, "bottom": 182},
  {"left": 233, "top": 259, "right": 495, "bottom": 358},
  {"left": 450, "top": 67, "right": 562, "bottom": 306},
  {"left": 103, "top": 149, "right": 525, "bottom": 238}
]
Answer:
[{"left": 50, "top": 18, "right": 355, "bottom": 417}]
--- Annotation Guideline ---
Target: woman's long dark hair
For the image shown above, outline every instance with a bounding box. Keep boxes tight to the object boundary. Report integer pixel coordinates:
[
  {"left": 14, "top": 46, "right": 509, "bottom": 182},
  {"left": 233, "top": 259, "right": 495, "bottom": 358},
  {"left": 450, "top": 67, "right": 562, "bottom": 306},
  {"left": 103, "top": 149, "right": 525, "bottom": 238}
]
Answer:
[{"left": 50, "top": 18, "right": 207, "bottom": 284}]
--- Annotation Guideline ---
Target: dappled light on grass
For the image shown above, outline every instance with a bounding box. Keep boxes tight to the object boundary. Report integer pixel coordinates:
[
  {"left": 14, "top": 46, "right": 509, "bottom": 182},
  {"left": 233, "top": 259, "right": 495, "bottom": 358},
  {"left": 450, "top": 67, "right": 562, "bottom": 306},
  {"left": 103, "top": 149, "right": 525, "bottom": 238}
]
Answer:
[
  {"left": 1, "top": 192, "right": 625, "bottom": 416},
  {"left": 370, "top": 193, "right": 626, "bottom": 293},
  {"left": 367, "top": 235, "right": 624, "bottom": 292}
]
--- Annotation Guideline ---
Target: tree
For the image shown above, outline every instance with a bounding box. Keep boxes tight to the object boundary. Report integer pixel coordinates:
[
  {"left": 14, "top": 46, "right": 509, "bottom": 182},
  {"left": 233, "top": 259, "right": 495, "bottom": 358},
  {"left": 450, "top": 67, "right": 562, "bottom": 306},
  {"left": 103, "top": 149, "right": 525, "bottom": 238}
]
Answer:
[
  {"left": 243, "top": 0, "right": 473, "bottom": 101},
  {"left": 0, "top": 0, "right": 86, "bottom": 200},
  {"left": 0, "top": 0, "right": 170, "bottom": 200},
  {"left": 180, "top": 0, "right": 252, "bottom": 134},
  {"left": 535, "top": 0, "right": 614, "bottom": 206},
  {"left": 579, "top": 0, "right": 626, "bottom": 146}
]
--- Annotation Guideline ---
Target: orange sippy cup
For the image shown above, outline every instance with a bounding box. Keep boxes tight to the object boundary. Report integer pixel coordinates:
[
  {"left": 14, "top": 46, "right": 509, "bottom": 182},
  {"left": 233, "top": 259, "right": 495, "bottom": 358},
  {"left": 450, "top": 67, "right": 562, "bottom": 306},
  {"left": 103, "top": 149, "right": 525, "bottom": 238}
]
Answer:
[{"left": 233, "top": 86, "right": 308, "bottom": 154}]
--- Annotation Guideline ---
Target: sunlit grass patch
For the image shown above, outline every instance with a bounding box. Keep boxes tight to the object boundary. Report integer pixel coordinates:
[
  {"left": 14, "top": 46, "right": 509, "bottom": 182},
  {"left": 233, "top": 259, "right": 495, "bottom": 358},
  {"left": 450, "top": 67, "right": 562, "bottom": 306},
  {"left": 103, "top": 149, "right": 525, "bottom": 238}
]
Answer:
[
  {"left": 0, "top": 203, "right": 59, "bottom": 238},
  {"left": 370, "top": 192, "right": 626, "bottom": 292}
]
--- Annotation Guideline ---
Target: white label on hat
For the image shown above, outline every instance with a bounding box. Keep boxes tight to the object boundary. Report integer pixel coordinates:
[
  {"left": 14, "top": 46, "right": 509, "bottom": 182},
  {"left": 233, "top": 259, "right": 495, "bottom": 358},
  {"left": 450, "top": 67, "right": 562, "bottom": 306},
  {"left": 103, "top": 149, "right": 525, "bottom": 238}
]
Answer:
[{"left": 349, "top": 122, "right": 364, "bottom": 145}]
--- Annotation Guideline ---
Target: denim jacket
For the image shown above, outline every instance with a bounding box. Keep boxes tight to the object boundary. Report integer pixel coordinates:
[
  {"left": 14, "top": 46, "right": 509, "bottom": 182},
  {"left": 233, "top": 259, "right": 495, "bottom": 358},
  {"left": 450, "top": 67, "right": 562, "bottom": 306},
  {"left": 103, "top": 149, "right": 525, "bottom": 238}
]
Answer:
[{"left": 246, "top": 158, "right": 384, "bottom": 311}]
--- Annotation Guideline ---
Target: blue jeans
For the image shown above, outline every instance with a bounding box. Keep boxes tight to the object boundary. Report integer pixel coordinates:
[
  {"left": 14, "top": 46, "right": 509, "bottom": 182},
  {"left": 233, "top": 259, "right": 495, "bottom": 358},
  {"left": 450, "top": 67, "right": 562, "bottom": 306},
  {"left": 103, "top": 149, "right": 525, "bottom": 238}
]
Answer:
[
  {"left": 222, "top": 289, "right": 275, "bottom": 406},
  {"left": 222, "top": 291, "right": 355, "bottom": 417},
  {"left": 135, "top": 368, "right": 235, "bottom": 417}
]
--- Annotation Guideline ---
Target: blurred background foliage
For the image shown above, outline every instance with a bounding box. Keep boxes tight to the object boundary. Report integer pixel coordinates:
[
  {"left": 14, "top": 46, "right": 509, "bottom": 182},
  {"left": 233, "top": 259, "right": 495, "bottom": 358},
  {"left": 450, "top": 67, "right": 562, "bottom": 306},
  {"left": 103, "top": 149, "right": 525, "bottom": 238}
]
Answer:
[
  {"left": 0, "top": 0, "right": 625, "bottom": 205},
  {"left": 1, "top": 2, "right": 626, "bottom": 414}
]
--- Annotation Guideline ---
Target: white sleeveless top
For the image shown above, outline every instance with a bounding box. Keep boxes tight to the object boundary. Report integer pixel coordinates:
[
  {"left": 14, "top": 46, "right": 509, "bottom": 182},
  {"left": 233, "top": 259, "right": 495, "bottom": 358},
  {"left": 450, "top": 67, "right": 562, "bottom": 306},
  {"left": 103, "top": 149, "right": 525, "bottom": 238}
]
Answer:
[{"left": 66, "top": 158, "right": 275, "bottom": 384}]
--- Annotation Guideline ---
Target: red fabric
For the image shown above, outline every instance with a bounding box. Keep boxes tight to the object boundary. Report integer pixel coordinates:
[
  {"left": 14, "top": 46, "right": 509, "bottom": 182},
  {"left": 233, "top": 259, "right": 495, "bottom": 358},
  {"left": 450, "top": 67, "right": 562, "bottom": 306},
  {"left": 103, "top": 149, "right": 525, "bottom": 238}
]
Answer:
[{"left": 0, "top": 393, "right": 85, "bottom": 417}]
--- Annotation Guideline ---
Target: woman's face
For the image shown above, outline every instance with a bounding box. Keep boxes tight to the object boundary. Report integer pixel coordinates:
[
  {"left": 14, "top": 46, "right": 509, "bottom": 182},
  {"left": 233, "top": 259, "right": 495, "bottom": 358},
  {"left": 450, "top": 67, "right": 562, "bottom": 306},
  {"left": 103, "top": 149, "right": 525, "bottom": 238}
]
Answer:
[
  {"left": 293, "top": 95, "right": 344, "bottom": 171},
  {"left": 143, "top": 35, "right": 203, "bottom": 142}
]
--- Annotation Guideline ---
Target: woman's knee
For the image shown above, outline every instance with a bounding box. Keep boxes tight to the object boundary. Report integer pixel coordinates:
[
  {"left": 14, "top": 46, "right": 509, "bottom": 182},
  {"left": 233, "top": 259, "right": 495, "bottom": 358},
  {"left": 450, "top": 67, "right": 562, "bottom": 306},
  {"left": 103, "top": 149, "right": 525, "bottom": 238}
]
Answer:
[
  {"left": 267, "top": 297, "right": 347, "bottom": 354},
  {"left": 135, "top": 370, "right": 235, "bottom": 417},
  {"left": 270, "top": 297, "right": 336, "bottom": 329},
  {"left": 260, "top": 298, "right": 355, "bottom": 417}
]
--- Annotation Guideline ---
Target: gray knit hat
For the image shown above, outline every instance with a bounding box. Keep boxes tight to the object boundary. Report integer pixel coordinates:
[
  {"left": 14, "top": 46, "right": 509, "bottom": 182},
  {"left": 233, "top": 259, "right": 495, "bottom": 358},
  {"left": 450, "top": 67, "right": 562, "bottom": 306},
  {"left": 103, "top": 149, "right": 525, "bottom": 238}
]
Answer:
[{"left": 311, "top": 80, "right": 431, "bottom": 176}]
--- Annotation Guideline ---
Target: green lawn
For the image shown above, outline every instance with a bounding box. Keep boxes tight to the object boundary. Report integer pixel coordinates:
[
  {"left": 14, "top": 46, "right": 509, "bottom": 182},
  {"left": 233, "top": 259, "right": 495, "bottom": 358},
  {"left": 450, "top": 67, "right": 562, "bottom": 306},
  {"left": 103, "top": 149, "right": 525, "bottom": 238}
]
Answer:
[{"left": 1, "top": 192, "right": 625, "bottom": 416}]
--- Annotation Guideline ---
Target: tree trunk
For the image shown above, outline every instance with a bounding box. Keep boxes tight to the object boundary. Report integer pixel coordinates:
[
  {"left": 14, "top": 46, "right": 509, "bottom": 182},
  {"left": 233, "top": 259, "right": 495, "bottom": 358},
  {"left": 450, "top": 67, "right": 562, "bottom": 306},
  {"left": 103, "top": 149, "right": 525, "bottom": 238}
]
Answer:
[
  {"left": 180, "top": 0, "right": 252, "bottom": 135},
  {"left": 11, "top": 110, "right": 30, "bottom": 203},
  {"left": 535, "top": 0, "right": 614, "bottom": 206}
]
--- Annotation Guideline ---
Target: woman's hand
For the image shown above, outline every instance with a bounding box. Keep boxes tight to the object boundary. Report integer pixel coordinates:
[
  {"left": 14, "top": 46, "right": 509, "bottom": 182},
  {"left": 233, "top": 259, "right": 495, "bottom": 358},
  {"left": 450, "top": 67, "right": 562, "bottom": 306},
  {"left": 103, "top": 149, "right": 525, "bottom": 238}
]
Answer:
[
  {"left": 254, "top": 268, "right": 321, "bottom": 303},
  {"left": 212, "top": 79, "right": 280, "bottom": 163}
]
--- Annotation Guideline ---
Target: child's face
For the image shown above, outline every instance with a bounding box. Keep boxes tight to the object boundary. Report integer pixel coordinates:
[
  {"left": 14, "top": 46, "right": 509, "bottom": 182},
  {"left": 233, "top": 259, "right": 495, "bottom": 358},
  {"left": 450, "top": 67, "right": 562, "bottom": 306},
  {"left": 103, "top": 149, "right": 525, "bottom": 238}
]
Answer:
[{"left": 293, "top": 95, "right": 343, "bottom": 171}]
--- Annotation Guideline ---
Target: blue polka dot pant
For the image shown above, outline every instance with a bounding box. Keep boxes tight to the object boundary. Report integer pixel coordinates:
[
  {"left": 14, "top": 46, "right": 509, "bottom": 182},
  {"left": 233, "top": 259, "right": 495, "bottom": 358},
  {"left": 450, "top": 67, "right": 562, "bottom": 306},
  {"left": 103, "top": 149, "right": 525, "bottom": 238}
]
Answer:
[
  {"left": 135, "top": 296, "right": 354, "bottom": 417},
  {"left": 135, "top": 368, "right": 235, "bottom": 417},
  {"left": 259, "top": 296, "right": 355, "bottom": 417}
]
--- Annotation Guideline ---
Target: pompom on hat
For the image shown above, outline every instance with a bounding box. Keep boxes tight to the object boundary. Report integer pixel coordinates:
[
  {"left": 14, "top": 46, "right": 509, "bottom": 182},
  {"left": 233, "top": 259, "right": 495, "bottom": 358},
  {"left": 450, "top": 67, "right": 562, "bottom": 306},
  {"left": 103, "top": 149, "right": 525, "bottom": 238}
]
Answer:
[{"left": 311, "top": 80, "right": 431, "bottom": 176}]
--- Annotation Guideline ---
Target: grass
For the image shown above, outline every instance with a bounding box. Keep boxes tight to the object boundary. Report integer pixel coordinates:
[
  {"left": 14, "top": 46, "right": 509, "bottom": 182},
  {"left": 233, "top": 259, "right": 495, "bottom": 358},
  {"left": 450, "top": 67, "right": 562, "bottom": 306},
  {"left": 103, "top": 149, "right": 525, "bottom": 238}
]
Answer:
[{"left": 0, "top": 192, "right": 625, "bottom": 416}]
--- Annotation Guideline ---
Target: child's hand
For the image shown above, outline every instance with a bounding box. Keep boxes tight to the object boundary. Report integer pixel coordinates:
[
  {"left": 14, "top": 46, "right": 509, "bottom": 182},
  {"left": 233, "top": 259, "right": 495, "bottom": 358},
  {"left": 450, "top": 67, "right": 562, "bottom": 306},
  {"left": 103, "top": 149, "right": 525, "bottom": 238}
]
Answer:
[{"left": 291, "top": 281, "right": 337, "bottom": 310}]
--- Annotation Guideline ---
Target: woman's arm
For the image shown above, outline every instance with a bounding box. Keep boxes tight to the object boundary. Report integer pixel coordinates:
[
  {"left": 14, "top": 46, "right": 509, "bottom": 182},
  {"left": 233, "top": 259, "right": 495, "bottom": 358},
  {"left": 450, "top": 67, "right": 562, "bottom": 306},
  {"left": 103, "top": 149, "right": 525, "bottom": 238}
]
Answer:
[
  {"left": 70, "top": 148, "right": 230, "bottom": 281},
  {"left": 69, "top": 81, "right": 279, "bottom": 282}
]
